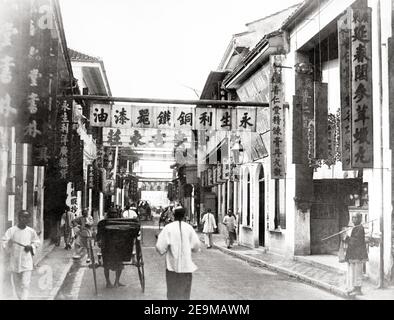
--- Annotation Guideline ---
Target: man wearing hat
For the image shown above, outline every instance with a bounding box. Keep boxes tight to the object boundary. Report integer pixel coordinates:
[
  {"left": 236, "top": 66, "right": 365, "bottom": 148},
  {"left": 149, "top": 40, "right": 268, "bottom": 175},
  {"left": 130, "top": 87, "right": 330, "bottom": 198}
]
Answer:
[
  {"left": 2, "top": 210, "right": 40, "bottom": 300},
  {"left": 156, "top": 206, "right": 201, "bottom": 300}
]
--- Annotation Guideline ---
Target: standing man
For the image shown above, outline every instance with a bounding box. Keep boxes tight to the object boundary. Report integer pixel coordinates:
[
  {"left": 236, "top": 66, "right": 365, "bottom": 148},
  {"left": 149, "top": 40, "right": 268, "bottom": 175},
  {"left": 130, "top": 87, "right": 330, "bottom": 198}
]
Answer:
[
  {"left": 60, "top": 205, "right": 74, "bottom": 250},
  {"left": 201, "top": 208, "right": 216, "bottom": 248},
  {"left": 344, "top": 213, "right": 369, "bottom": 296},
  {"left": 223, "top": 209, "right": 237, "bottom": 249},
  {"left": 2, "top": 210, "right": 40, "bottom": 300},
  {"left": 72, "top": 209, "right": 94, "bottom": 262},
  {"left": 156, "top": 206, "right": 201, "bottom": 300}
]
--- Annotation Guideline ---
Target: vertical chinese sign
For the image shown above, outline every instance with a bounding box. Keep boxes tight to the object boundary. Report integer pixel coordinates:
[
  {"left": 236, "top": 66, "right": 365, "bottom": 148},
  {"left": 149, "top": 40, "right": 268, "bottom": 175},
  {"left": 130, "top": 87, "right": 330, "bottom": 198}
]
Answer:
[
  {"left": 56, "top": 98, "right": 73, "bottom": 180},
  {"left": 350, "top": 7, "right": 373, "bottom": 168},
  {"left": 21, "top": 0, "right": 53, "bottom": 147},
  {"left": 270, "top": 56, "right": 286, "bottom": 179},
  {"left": 295, "top": 58, "right": 315, "bottom": 166},
  {"left": 314, "top": 82, "right": 328, "bottom": 159},
  {"left": 0, "top": 0, "right": 30, "bottom": 129},
  {"left": 87, "top": 164, "right": 94, "bottom": 190},
  {"left": 338, "top": 9, "right": 353, "bottom": 170}
]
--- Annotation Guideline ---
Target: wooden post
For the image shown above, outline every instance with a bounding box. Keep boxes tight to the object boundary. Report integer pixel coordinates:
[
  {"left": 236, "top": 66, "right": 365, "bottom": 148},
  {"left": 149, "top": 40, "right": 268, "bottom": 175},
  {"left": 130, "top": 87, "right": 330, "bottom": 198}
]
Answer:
[{"left": 62, "top": 95, "right": 268, "bottom": 108}]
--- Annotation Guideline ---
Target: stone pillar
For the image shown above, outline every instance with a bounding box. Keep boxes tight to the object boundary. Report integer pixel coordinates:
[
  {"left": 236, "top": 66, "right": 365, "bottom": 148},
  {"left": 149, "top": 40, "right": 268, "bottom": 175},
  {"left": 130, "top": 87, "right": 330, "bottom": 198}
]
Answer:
[{"left": 293, "top": 164, "right": 313, "bottom": 255}]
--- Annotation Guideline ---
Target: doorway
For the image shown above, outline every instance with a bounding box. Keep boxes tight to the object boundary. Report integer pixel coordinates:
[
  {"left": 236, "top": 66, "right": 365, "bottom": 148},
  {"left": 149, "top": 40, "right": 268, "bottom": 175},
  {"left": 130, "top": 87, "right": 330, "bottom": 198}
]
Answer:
[
  {"left": 258, "top": 166, "right": 265, "bottom": 246},
  {"left": 310, "top": 179, "right": 362, "bottom": 254}
]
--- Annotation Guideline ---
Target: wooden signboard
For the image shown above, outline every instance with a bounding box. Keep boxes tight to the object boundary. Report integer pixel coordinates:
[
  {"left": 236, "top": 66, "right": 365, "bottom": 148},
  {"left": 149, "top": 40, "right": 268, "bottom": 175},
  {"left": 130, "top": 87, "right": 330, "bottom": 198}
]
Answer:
[
  {"left": 338, "top": 9, "right": 353, "bottom": 170},
  {"left": 350, "top": 7, "right": 373, "bottom": 168},
  {"left": 270, "top": 55, "right": 286, "bottom": 179},
  {"left": 314, "top": 82, "right": 328, "bottom": 159}
]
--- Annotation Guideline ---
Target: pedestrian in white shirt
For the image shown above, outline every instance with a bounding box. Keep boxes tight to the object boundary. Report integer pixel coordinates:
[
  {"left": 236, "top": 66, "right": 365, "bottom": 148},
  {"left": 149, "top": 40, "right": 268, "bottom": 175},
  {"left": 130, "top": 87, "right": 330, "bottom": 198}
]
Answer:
[
  {"left": 156, "top": 206, "right": 201, "bottom": 300},
  {"left": 201, "top": 208, "right": 216, "bottom": 248},
  {"left": 2, "top": 210, "right": 40, "bottom": 300}
]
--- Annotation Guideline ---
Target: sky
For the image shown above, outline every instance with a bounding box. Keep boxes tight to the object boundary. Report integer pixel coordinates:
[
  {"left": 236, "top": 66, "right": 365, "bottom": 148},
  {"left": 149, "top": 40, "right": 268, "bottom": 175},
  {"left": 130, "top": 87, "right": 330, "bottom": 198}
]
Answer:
[{"left": 59, "top": 0, "right": 302, "bottom": 99}]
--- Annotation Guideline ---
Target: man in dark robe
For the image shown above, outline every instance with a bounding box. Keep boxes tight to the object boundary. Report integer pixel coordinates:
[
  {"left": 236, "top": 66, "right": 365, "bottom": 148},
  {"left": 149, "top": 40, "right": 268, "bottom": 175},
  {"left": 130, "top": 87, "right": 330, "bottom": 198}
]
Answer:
[{"left": 344, "top": 213, "right": 369, "bottom": 296}]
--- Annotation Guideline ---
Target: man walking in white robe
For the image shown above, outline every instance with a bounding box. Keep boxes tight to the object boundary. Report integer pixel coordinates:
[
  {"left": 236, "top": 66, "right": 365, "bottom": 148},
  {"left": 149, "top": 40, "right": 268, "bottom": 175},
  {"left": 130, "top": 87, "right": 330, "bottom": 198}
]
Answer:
[
  {"left": 2, "top": 210, "right": 40, "bottom": 300},
  {"left": 156, "top": 206, "right": 201, "bottom": 300},
  {"left": 201, "top": 208, "right": 216, "bottom": 248}
]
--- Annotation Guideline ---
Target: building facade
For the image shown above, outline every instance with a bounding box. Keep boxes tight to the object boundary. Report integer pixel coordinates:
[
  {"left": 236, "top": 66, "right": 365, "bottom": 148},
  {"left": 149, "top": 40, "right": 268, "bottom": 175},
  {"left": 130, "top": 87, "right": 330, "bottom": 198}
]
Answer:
[{"left": 198, "top": 0, "right": 394, "bottom": 285}]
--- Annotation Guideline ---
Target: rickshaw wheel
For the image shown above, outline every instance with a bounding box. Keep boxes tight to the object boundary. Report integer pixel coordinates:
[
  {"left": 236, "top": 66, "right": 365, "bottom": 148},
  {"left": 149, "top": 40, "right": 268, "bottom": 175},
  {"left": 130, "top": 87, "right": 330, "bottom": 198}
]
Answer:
[{"left": 136, "top": 239, "right": 145, "bottom": 293}]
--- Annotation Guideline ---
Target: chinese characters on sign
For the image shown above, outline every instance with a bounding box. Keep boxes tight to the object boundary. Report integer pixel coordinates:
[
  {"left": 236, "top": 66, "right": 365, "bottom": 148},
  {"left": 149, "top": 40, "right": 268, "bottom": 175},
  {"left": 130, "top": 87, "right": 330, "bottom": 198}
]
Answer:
[
  {"left": 0, "top": 0, "right": 29, "bottom": 128},
  {"left": 57, "top": 99, "right": 72, "bottom": 180},
  {"left": 295, "top": 56, "right": 315, "bottom": 166},
  {"left": 87, "top": 164, "right": 94, "bottom": 189},
  {"left": 270, "top": 56, "right": 286, "bottom": 179},
  {"left": 90, "top": 104, "right": 111, "bottom": 127},
  {"left": 350, "top": 7, "right": 373, "bottom": 168},
  {"left": 22, "top": 0, "right": 53, "bottom": 144},
  {"left": 338, "top": 9, "right": 353, "bottom": 170},
  {"left": 91, "top": 104, "right": 257, "bottom": 131},
  {"left": 111, "top": 105, "right": 131, "bottom": 128}
]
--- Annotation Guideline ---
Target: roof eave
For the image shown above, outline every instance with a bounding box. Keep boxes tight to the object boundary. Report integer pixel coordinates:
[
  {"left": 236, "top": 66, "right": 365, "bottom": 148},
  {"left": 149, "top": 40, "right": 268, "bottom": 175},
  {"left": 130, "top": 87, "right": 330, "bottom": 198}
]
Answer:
[{"left": 224, "top": 32, "right": 288, "bottom": 89}]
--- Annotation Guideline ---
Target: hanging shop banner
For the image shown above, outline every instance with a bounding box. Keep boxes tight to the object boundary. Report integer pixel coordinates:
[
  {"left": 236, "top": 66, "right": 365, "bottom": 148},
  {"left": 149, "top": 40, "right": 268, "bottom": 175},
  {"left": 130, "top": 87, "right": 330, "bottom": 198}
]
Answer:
[
  {"left": 111, "top": 104, "right": 132, "bottom": 128},
  {"left": 314, "top": 82, "right": 328, "bottom": 159},
  {"left": 96, "top": 144, "right": 104, "bottom": 168},
  {"left": 90, "top": 104, "right": 257, "bottom": 132},
  {"left": 292, "top": 95, "right": 304, "bottom": 164},
  {"left": 212, "top": 166, "right": 218, "bottom": 185},
  {"left": 69, "top": 133, "right": 84, "bottom": 190},
  {"left": 350, "top": 7, "right": 373, "bottom": 168},
  {"left": 103, "top": 147, "right": 115, "bottom": 179},
  {"left": 154, "top": 106, "right": 175, "bottom": 129},
  {"left": 326, "top": 114, "right": 337, "bottom": 167},
  {"left": 222, "top": 160, "right": 230, "bottom": 180},
  {"left": 174, "top": 106, "right": 195, "bottom": 129},
  {"left": 102, "top": 127, "right": 192, "bottom": 149},
  {"left": 216, "top": 109, "right": 233, "bottom": 131},
  {"left": 132, "top": 105, "right": 155, "bottom": 129},
  {"left": 217, "top": 164, "right": 225, "bottom": 183},
  {"left": 56, "top": 98, "right": 73, "bottom": 180},
  {"left": 207, "top": 167, "right": 213, "bottom": 186},
  {"left": 293, "top": 53, "right": 315, "bottom": 165},
  {"left": 195, "top": 108, "right": 216, "bottom": 130},
  {"left": 270, "top": 55, "right": 286, "bottom": 179},
  {"left": 90, "top": 104, "right": 111, "bottom": 127},
  {"left": 338, "top": 9, "right": 353, "bottom": 170},
  {"left": 236, "top": 108, "right": 257, "bottom": 132},
  {"left": 87, "top": 164, "right": 94, "bottom": 189},
  {"left": 20, "top": 0, "right": 53, "bottom": 144},
  {"left": 0, "top": 0, "right": 30, "bottom": 128},
  {"left": 32, "top": 24, "right": 59, "bottom": 166}
]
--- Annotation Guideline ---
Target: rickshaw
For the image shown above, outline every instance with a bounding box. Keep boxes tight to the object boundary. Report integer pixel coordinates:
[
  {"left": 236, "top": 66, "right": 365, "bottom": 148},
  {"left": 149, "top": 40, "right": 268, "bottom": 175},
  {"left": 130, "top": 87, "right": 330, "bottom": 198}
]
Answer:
[{"left": 88, "top": 218, "right": 145, "bottom": 294}]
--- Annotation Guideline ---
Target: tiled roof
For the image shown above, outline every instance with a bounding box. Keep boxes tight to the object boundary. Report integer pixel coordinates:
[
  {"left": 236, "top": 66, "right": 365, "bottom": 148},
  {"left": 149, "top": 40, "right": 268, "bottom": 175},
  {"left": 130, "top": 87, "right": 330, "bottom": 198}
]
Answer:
[
  {"left": 68, "top": 48, "right": 102, "bottom": 62},
  {"left": 280, "top": 0, "right": 315, "bottom": 30},
  {"left": 245, "top": 3, "right": 302, "bottom": 26}
]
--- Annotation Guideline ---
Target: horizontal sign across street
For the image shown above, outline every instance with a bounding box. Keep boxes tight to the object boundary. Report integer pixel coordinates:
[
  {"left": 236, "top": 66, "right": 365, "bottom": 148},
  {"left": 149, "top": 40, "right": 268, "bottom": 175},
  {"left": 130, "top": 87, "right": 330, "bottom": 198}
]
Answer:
[
  {"left": 90, "top": 104, "right": 257, "bottom": 132},
  {"left": 102, "top": 127, "right": 193, "bottom": 148}
]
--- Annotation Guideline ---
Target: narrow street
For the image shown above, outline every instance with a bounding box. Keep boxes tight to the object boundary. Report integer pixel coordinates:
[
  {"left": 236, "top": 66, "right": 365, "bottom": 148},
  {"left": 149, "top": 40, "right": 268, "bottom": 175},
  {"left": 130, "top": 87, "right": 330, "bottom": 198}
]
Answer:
[
  {"left": 57, "top": 217, "right": 340, "bottom": 300},
  {"left": 2, "top": 0, "right": 394, "bottom": 303}
]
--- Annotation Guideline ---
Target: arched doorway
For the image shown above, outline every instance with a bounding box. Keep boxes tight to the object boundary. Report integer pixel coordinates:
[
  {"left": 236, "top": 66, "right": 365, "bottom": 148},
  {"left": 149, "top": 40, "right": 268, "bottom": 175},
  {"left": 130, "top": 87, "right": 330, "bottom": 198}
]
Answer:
[{"left": 258, "top": 166, "right": 265, "bottom": 246}]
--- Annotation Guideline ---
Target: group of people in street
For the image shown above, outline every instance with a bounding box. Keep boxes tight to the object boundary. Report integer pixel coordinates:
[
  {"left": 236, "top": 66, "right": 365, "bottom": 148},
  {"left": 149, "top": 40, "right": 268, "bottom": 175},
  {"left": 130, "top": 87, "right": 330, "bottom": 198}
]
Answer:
[
  {"left": 201, "top": 208, "right": 238, "bottom": 249},
  {"left": 1, "top": 204, "right": 370, "bottom": 300}
]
